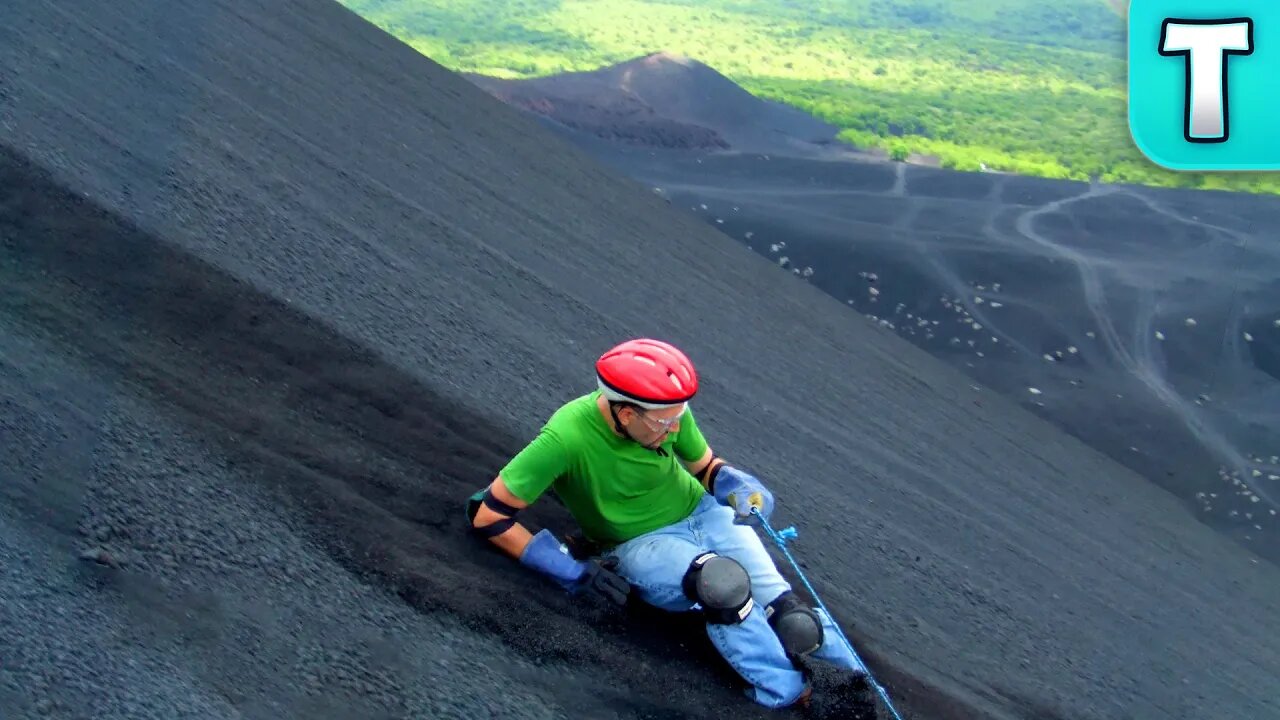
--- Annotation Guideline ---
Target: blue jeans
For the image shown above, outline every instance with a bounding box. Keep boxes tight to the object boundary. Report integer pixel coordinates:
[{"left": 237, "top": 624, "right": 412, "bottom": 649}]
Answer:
[{"left": 604, "top": 494, "right": 867, "bottom": 708}]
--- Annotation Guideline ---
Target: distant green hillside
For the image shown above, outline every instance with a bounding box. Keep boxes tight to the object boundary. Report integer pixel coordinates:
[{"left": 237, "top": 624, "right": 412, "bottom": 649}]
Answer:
[{"left": 341, "top": 0, "right": 1280, "bottom": 196}]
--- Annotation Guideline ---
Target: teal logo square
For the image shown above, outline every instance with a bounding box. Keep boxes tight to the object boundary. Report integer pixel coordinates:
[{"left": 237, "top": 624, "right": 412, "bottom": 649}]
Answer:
[{"left": 1129, "top": 1, "right": 1278, "bottom": 170}]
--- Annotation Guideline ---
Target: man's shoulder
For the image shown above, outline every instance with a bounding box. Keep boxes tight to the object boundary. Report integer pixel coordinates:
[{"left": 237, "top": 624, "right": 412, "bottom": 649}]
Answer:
[{"left": 541, "top": 391, "right": 600, "bottom": 435}]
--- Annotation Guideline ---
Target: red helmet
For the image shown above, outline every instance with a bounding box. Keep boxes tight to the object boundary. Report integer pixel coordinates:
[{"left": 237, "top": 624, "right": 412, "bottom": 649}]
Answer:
[{"left": 596, "top": 338, "right": 698, "bottom": 408}]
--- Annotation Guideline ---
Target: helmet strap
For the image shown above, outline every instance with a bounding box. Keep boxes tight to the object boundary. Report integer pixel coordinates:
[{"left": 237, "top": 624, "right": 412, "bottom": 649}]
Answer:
[
  {"left": 607, "top": 400, "right": 667, "bottom": 455},
  {"left": 608, "top": 401, "right": 635, "bottom": 440}
]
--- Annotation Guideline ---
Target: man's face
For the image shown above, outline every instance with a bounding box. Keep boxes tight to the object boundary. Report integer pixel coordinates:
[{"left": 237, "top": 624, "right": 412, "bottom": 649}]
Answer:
[{"left": 625, "top": 403, "right": 685, "bottom": 448}]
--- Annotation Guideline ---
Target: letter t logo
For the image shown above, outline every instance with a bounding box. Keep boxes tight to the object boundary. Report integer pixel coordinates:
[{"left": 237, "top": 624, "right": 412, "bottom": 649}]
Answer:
[{"left": 1159, "top": 18, "right": 1254, "bottom": 143}]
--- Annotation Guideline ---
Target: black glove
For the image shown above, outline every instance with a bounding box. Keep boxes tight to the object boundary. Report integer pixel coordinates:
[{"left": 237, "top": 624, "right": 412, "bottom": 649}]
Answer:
[{"left": 575, "top": 556, "right": 631, "bottom": 606}]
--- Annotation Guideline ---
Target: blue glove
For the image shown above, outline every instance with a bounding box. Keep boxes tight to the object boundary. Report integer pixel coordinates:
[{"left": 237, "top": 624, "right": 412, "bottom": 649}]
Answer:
[
  {"left": 713, "top": 465, "right": 775, "bottom": 523},
  {"left": 520, "top": 529, "right": 630, "bottom": 604},
  {"left": 520, "top": 529, "right": 587, "bottom": 588}
]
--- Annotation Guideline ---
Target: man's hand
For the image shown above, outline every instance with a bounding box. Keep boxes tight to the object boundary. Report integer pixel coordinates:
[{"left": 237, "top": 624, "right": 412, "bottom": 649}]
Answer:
[{"left": 713, "top": 465, "right": 775, "bottom": 523}]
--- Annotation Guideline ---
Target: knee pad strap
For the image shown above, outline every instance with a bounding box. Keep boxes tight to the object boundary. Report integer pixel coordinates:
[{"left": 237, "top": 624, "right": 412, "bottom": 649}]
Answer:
[{"left": 766, "top": 591, "right": 824, "bottom": 657}]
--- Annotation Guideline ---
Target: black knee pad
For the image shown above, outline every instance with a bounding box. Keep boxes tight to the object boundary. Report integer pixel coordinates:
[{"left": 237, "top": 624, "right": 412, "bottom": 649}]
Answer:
[
  {"left": 766, "top": 591, "right": 824, "bottom": 657},
  {"left": 682, "top": 552, "right": 754, "bottom": 624}
]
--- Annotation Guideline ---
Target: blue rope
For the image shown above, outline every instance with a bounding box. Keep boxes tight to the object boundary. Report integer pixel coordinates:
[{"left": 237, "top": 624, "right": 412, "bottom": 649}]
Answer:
[{"left": 751, "top": 508, "right": 905, "bottom": 720}]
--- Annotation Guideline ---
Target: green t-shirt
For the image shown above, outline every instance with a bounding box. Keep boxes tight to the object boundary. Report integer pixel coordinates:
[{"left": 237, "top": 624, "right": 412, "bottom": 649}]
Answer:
[{"left": 500, "top": 390, "right": 709, "bottom": 547}]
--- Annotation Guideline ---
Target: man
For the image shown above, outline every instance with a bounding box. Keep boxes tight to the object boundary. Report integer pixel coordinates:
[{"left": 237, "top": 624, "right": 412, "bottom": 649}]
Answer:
[{"left": 466, "top": 338, "right": 876, "bottom": 717}]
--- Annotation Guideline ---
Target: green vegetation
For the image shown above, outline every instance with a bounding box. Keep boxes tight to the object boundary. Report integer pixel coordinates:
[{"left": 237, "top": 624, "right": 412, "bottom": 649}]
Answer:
[{"left": 342, "top": 0, "right": 1280, "bottom": 195}]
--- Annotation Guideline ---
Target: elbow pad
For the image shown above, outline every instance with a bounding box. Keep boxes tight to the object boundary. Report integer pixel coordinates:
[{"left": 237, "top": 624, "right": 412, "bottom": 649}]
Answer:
[
  {"left": 466, "top": 487, "right": 522, "bottom": 539},
  {"left": 697, "top": 455, "right": 725, "bottom": 491}
]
